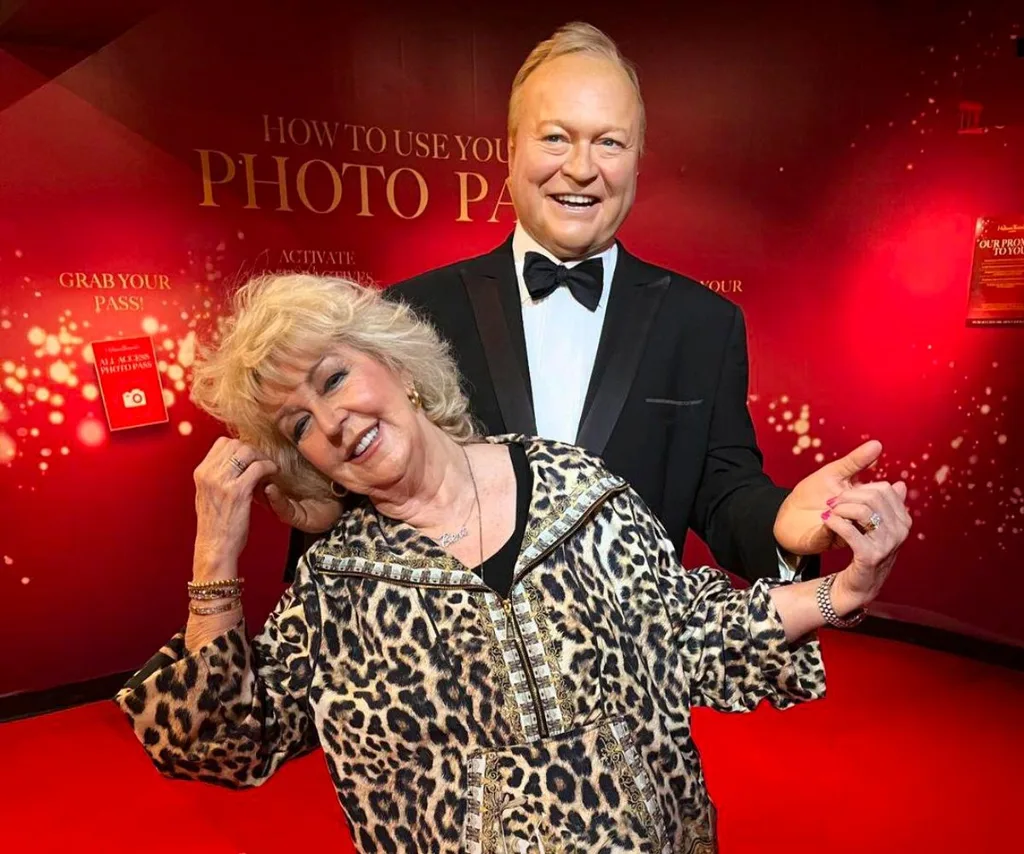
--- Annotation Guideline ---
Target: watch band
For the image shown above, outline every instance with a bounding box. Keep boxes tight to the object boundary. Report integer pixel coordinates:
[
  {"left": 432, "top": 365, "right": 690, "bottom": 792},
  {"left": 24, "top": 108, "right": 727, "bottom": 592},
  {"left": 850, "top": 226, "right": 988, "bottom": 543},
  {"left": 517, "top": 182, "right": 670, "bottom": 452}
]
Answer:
[{"left": 816, "top": 574, "right": 867, "bottom": 629}]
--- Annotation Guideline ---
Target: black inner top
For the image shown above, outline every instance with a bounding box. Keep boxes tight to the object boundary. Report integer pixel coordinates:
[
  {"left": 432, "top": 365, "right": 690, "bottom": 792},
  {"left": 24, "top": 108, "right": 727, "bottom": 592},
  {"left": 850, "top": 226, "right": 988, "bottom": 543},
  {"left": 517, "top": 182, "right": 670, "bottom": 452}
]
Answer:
[{"left": 474, "top": 443, "right": 531, "bottom": 600}]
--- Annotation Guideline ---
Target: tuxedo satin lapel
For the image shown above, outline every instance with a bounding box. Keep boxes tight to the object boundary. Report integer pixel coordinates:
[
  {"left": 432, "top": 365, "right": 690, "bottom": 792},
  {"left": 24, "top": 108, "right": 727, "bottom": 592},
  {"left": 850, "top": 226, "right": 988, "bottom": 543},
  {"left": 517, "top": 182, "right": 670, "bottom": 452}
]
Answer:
[
  {"left": 576, "top": 248, "right": 670, "bottom": 455},
  {"left": 460, "top": 244, "right": 537, "bottom": 435}
]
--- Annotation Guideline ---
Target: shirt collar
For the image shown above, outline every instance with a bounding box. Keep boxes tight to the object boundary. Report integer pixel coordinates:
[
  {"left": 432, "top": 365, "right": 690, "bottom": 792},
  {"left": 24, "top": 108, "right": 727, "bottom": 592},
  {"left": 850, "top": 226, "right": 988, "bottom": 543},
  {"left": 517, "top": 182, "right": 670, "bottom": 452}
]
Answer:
[{"left": 512, "top": 223, "right": 618, "bottom": 304}]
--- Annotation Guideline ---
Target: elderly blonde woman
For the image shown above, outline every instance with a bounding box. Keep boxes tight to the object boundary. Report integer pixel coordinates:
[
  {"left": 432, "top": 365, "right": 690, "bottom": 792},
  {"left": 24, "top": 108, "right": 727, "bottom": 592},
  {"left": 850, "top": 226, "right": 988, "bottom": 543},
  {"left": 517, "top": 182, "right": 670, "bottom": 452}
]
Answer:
[{"left": 116, "top": 274, "right": 910, "bottom": 853}]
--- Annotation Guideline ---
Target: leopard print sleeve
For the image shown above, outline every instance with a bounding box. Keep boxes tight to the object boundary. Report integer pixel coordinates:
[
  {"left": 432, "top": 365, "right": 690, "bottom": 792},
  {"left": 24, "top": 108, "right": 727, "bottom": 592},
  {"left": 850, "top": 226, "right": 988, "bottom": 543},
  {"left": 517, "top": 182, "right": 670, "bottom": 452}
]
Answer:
[
  {"left": 619, "top": 488, "right": 827, "bottom": 713},
  {"left": 113, "top": 562, "right": 321, "bottom": 788}
]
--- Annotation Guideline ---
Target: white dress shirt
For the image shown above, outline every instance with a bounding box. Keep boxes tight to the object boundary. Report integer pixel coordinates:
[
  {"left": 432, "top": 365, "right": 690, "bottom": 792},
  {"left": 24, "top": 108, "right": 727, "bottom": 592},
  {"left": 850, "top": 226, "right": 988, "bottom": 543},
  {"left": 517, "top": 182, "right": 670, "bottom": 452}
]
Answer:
[
  {"left": 511, "top": 223, "right": 799, "bottom": 581},
  {"left": 512, "top": 224, "right": 617, "bottom": 445}
]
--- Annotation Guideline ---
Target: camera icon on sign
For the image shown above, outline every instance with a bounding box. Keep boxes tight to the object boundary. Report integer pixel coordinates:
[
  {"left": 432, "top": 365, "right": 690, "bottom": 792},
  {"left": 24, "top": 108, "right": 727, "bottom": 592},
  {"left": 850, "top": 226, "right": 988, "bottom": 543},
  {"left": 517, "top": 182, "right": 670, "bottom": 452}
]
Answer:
[{"left": 122, "top": 389, "right": 147, "bottom": 408}]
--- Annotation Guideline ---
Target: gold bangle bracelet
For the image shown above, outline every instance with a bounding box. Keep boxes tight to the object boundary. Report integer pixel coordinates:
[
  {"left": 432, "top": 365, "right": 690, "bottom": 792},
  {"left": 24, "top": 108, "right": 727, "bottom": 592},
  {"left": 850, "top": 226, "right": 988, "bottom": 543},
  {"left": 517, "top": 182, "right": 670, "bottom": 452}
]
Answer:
[
  {"left": 189, "top": 599, "right": 242, "bottom": 617},
  {"left": 189, "top": 586, "right": 243, "bottom": 601}
]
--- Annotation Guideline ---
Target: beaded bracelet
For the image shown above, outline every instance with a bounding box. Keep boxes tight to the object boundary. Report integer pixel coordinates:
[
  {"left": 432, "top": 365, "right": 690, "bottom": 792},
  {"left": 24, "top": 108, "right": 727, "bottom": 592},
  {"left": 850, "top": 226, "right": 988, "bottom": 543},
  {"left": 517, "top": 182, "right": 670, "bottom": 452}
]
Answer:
[
  {"left": 188, "top": 577, "right": 244, "bottom": 596},
  {"left": 188, "top": 577, "right": 245, "bottom": 590}
]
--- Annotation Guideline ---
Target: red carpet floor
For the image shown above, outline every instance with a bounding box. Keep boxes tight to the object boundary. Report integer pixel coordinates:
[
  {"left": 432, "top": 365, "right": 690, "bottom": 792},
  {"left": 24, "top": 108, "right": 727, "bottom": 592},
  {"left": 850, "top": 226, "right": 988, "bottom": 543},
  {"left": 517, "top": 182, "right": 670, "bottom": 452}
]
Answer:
[{"left": 1, "top": 631, "right": 1020, "bottom": 853}]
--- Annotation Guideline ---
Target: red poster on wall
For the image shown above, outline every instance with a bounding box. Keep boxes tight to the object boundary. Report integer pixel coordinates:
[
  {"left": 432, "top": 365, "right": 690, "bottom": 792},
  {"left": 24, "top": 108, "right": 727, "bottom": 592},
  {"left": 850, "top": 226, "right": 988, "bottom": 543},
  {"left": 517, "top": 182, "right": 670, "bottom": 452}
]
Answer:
[
  {"left": 91, "top": 337, "right": 169, "bottom": 430},
  {"left": 966, "top": 215, "right": 1024, "bottom": 326}
]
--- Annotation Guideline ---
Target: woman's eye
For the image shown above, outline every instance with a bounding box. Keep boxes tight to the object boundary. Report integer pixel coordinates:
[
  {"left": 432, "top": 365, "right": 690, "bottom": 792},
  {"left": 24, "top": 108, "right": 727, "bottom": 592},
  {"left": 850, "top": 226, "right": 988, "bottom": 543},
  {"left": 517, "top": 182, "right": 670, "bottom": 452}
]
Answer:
[
  {"left": 293, "top": 415, "right": 310, "bottom": 443},
  {"left": 324, "top": 370, "right": 346, "bottom": 392}
]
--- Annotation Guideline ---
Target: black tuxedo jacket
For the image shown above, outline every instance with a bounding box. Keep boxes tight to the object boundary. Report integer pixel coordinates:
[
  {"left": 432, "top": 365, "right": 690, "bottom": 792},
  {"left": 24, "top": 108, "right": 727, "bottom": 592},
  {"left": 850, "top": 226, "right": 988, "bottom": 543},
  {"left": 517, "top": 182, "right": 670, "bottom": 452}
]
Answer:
[
  {"left": 385, "top": 237, "right": 792, "bottom": 582},
  {"left": 285, "top": 235, "right": 801, "bottom": 585}
]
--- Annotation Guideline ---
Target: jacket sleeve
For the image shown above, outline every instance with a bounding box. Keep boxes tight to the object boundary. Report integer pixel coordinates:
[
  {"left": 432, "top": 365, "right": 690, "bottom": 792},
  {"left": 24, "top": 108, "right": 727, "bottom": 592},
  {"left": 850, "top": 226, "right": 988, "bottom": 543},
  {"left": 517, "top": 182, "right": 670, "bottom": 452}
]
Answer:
[
  {"left": 621, "top": 488, "right": 826, "bottom": 713},
  {"left": 687, "top": 304, "right": 799, "bottom": 582},
  {"left": 114, "top": 561, "right": 321, "bottom": 788}
]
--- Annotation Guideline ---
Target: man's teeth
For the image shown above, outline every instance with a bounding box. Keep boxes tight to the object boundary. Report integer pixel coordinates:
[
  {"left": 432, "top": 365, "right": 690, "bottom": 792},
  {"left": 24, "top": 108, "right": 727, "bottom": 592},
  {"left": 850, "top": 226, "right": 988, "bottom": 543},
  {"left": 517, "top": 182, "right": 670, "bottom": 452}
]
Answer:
[
  {"left": 353, "top": 425, "right": 379, "bottom": 457},
  {"left": 554, "top": 194, "right": 597, "bottom": 207}
]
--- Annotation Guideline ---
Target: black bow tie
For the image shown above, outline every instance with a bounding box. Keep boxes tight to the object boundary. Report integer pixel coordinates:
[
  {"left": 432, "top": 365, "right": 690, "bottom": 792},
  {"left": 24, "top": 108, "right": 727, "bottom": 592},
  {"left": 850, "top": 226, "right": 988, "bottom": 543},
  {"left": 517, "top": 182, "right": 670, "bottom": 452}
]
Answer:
[{"left": 523, "top": 252, "right": 604, "bottom": 312}]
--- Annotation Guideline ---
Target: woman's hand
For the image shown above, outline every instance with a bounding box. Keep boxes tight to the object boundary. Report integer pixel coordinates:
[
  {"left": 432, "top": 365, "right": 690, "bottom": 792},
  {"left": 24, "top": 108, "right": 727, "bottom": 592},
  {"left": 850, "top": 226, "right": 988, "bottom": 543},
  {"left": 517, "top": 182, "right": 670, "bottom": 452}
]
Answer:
[
  {"left": 193, "top": 438, "right": 278, "bottom": 580},
  {"left": 822, "top": 481, "right": 912, "bottom": 611}
]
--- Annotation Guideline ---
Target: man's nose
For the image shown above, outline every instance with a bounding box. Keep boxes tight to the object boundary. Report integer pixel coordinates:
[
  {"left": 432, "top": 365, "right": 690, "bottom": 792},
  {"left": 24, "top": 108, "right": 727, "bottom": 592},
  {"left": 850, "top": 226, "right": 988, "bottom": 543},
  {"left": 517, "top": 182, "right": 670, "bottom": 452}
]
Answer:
[{"left": 561, "top": 143, "right": 598, "bottom": 184}]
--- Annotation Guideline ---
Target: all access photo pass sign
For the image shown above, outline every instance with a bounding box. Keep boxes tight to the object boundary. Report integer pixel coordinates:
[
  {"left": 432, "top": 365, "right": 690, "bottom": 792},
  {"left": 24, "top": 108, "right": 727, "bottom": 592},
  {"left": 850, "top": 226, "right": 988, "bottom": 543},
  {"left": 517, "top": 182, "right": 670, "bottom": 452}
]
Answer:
[{"left": 91, "top": 336, "right": 169, "bottom": 431}]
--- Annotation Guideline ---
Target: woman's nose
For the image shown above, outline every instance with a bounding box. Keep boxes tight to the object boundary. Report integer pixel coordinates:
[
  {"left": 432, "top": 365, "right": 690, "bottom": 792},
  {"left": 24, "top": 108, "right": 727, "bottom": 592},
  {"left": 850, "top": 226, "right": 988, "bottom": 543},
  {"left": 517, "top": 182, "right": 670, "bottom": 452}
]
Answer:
[{"left": 313, "top": 400, "right": 345, "bottom": 439}]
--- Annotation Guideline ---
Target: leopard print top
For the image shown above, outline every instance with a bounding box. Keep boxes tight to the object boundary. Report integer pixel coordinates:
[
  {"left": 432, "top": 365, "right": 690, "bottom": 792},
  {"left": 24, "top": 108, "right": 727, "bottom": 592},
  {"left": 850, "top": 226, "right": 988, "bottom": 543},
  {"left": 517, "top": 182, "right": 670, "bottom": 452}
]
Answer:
[{"left": 116, "top": 436, "right": 826, "bottom": 853}]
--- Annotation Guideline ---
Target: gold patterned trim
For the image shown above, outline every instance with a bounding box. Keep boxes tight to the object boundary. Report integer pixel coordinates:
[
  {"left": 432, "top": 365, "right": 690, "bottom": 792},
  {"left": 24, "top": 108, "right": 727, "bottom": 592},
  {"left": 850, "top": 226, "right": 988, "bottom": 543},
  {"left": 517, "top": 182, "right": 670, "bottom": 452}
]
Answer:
[
  {"left": 484, "top": 592, "right": 539, "bottom": 742},
  {"left": 463, "top": 753, "right": 486, "bottom": 854},
  {"left": 515, "top": 582, "right": 572, "bottom": 737},
  {"left": 314, "top": 552, "right": 488, "bottom": 590},
  {"left": 596, "top": 719, "right": 664, "bottom": 848},
  {"left": 517, "top": 474, "right": 624, "bottom": 575}
]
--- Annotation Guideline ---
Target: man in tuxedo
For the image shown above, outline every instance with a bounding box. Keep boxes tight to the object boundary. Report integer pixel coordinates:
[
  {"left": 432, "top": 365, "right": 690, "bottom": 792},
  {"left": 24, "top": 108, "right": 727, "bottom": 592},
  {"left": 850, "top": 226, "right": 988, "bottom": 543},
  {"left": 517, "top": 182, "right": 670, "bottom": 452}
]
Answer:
[{"left": 279, "top": 22, "right": 901, "bottom": 583}]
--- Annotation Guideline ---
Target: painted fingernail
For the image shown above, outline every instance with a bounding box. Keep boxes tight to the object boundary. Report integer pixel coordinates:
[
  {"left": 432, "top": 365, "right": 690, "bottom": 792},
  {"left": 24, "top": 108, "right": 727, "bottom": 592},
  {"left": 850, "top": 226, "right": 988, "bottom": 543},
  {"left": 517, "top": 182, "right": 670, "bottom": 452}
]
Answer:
[
  {"left": 826, "top": 497, "right": 838, "bottom": 507},
  {"left": 821, "top": 510, "right": 832, "bottom": 520}
]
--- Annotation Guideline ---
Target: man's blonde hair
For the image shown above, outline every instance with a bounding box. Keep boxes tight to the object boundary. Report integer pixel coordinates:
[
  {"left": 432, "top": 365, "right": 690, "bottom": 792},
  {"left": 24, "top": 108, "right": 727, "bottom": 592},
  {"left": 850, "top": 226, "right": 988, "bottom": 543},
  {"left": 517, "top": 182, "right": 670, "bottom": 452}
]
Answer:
[
  {"left": 190, "top": 274, "right": 475, "bottom": 501},
  {"left": 508, "top": 22, "right": 646, "bottom": 151}
]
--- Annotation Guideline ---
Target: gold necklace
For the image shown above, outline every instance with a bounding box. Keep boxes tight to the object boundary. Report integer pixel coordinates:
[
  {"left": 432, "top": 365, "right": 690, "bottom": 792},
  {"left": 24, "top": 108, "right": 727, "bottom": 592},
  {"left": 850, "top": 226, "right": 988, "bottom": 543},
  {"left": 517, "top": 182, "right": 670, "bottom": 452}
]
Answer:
[
  {"left": 462, "top": 444, "right": 485, "bottom": 579},
  {"left": 436, "top": 483, "right": 476, "bottom": 547},
  {"left": 436, "top": 446, "right": 484, "bottom": 575}
]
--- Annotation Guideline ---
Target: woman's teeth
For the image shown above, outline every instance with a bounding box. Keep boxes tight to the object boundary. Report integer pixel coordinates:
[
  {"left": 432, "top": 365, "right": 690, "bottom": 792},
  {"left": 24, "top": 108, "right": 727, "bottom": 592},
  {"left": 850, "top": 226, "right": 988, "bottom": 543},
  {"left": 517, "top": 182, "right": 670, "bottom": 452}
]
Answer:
[{"left": 353, "top": 424, "right": 379, "bottom": 458}]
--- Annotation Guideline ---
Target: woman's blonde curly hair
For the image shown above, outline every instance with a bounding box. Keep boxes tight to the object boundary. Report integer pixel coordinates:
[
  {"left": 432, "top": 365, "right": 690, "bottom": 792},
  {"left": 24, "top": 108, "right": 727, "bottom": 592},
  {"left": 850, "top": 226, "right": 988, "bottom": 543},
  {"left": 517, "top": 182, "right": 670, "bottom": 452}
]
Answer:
[{"left": 190, "top": 274, "right": 476, "bottom": 501}]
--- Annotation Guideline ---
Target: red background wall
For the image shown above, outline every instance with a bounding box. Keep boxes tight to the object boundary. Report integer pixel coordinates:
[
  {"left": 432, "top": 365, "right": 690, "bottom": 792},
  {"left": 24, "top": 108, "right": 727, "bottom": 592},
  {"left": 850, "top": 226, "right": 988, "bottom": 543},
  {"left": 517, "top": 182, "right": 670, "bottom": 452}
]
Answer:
[{"left": 1, "top": 0, "right": 1022, "bottom": 697}]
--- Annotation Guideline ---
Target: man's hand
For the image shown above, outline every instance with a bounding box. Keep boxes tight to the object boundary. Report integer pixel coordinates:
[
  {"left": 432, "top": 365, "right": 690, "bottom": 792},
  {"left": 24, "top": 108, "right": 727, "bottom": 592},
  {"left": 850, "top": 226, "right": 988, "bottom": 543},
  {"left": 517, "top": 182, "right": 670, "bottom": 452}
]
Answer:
[
  {"left": 773, "top": 439, "right": 892, "bottom": 556},
  {"left": 263, "top": 483, "right": 343, "bottom": 534}
]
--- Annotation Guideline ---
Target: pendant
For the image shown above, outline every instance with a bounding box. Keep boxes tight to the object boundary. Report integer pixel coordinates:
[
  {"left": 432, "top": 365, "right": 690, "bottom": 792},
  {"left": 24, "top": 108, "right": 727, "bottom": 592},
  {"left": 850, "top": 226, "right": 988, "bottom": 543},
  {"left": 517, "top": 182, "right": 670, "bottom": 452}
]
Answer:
[{"left": 437, "top": 527, "right": 469, "bottom": 547}]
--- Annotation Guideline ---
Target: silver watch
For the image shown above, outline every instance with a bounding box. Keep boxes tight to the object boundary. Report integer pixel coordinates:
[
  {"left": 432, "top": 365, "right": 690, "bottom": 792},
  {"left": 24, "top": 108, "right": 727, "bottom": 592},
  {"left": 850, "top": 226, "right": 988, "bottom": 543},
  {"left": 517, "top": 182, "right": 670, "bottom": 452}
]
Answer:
[{"left": 816, "top": 574, "right": 867, "bottom": 629}]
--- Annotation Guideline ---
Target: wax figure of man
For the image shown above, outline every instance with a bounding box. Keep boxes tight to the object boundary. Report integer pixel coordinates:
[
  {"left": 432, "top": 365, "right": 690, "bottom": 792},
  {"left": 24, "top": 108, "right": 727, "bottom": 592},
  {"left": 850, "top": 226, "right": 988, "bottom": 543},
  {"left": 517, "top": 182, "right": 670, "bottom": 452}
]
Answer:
[{"left": 276, "top": 22, "right": 903, "bottom": 584}]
